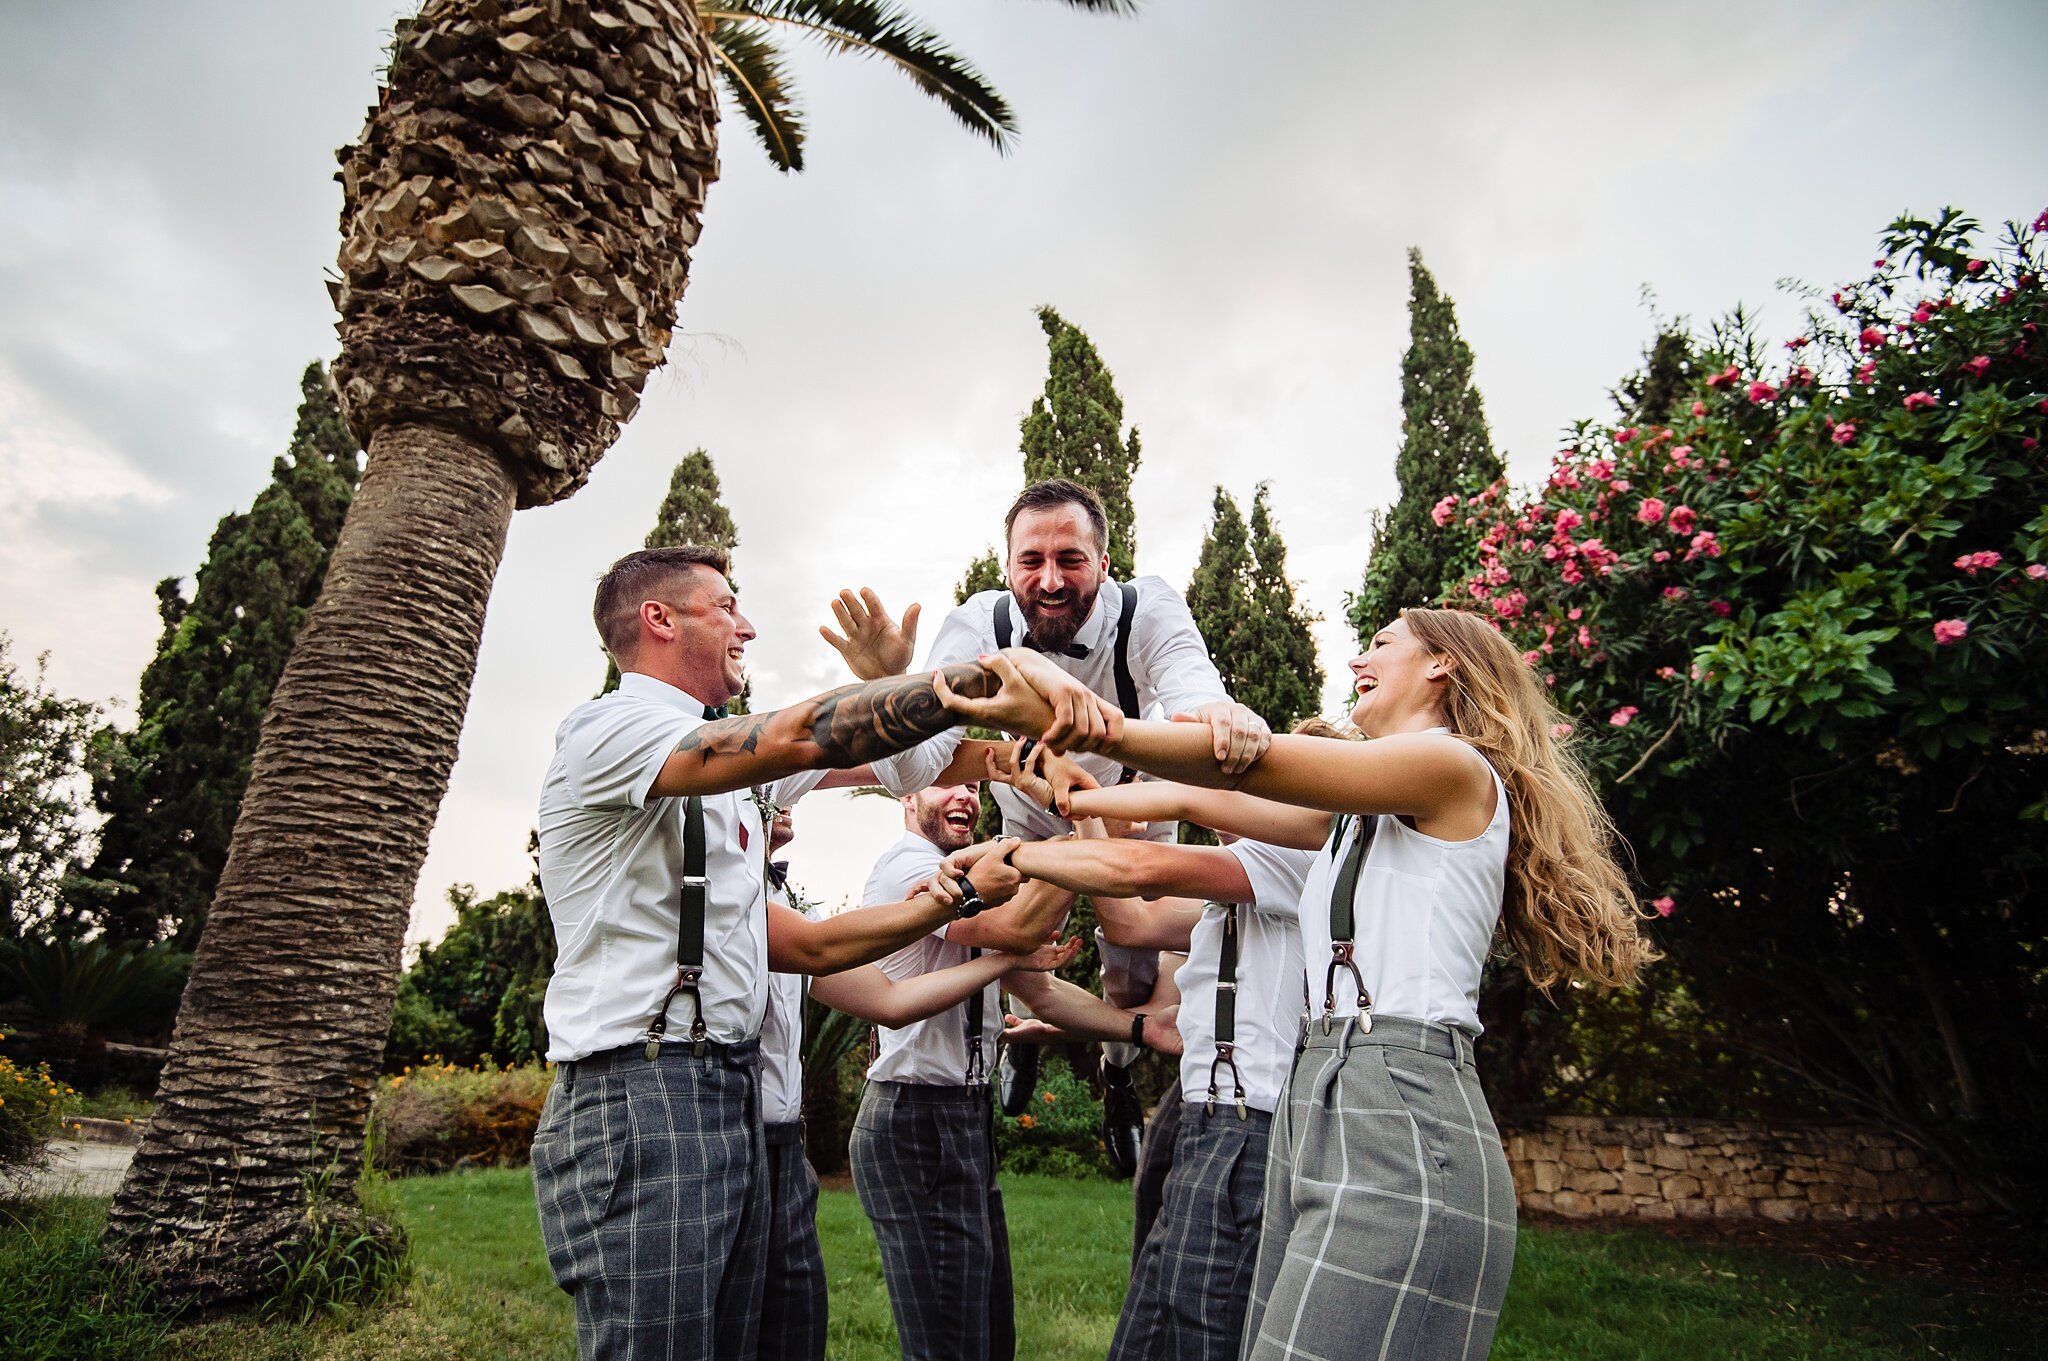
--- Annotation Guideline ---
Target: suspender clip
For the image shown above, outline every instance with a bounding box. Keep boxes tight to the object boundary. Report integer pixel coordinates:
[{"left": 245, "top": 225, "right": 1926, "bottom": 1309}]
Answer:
[
  {"left": 1322, "top": 942, "right": 1367, "bottom": 1035},
  {"left": 966, "top": 1035, "right": 989, "bottom": 1086},
  {"left": 1206, "top": 1042, "right": 1248, "bottom": 1120}
]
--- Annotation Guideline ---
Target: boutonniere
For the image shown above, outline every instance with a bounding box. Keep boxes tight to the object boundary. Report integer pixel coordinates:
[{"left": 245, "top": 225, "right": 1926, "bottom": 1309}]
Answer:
[{"left": 748, "top": 786, "right": 785, "bottom": 826}]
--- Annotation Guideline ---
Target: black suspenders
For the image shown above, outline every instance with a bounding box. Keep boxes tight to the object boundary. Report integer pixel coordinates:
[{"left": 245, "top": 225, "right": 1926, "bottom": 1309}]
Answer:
[
  {"left": 1205, "top": 903, "right": 1248, "bottom": 1119},
  {"left": 1318, "top": 813, "right": 1378, "bottom": 1034},
  {"left": 964, "top": 953, "right": 988, "bottom": 1085},
  {"left": 645, "top": 794, "right": 711, "bottom": 1059}
]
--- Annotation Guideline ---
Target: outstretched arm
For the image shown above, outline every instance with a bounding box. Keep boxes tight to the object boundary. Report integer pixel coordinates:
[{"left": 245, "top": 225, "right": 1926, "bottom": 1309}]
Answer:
[
  {"left": 1001, "top": 971, "right": 1179, "bottom": 1051},
  {"left": 1092, "top": 889, "right": 1205, "bottom": 953},
  {"left": 764, "top": 847, "right": 1017, "bottom": 975},
  {"left": 652, "top": 663, "right": 999, "bottom": 799},
  {"left": 991, "top": 743, "right": 1328, "bottom": 851},
  {"left": 809, "top": 936, "right": 1078, "bottom": 1029},
  {"left": 1006, "top": 837, "right": 1256, "bottom": 909}
]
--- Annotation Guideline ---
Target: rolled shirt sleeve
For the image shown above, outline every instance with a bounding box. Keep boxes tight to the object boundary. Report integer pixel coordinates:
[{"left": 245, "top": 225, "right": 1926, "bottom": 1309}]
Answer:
[
  {"left": 869, "top": 594, "right": 994, "bottom": 797},
  {"left": 556, "top": 701, "right": 698, "bottom": 810}
]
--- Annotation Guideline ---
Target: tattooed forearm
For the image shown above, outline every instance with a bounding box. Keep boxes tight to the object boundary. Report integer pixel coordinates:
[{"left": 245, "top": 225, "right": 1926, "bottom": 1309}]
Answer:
[
  {"left": 807, "top": 662, "right": 998, "bottom": 767},
  {"left": 672, "top": 713, "right": 772, "bottom": 764}
]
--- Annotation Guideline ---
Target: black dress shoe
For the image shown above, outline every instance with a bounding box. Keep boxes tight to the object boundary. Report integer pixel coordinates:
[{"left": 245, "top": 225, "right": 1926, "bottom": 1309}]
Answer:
[
  {"left": 1099, "top": 1060, "right": 1144, "bottom": 1180},
  {"left": 996, "top": 1042, "right": 1039, "bottom": 1117}
]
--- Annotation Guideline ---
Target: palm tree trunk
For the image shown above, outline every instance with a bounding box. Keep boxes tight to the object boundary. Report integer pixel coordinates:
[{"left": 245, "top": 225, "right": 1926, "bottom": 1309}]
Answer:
[{"left": 106, "top": 423, "right": 516, "bottom": 1303}]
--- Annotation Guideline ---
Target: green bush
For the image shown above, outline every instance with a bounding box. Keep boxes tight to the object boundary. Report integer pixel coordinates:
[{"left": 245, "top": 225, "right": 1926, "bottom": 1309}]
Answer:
[
  {"left": 0, "top": 1050, "right": 71, "bottom": 1190},
  {"left": 996, "top": 1060, "right": 1109, "bottom": 1178},
  {"left": 368, "top": 1058, "right": 554, "bottom": 1176}
]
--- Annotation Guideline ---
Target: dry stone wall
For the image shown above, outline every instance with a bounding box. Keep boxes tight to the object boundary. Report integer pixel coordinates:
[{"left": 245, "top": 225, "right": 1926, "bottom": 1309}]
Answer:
[{"left": 1504, "top": 1116, "right": 1991, "bottom": 1222}]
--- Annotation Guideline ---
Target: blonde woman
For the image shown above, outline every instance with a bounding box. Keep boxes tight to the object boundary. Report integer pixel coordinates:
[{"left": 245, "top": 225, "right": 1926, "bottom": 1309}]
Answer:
[{"left": 939, "top": 608, "right": 1655, "bottom": 1361}]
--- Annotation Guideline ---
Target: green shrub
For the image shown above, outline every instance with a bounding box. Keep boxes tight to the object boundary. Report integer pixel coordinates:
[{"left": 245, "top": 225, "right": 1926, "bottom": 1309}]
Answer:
[
  {"left": 996, "top": 1061, "right": 1109, "bottom": 1178},
  {"left": 0, "top": 1050, "right": 71, "bottom": 1190},
  {"left": 368, "top": 1058, "right": 553, "bottom": 1176}
]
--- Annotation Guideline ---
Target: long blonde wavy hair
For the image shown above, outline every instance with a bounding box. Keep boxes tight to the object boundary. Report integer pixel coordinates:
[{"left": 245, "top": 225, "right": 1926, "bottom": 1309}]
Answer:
[{"left": 1399, "top": 607, "right": 1657, "bottom": 990}]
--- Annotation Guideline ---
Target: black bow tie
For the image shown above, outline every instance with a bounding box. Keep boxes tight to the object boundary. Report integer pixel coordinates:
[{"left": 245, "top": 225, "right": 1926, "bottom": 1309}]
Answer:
[
  {"left": 767, "top": 860, "right": 789, "bottom": 891},
  {"left": 704, "top": 703, "right": 729, "bottom": 720},
  {"left": 1022, "top": 636, "right": 1090, "bottom": 660}
]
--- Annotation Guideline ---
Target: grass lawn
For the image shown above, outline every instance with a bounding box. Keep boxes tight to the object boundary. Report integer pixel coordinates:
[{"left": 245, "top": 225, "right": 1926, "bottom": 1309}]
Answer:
[{"left": 5, "top": 1168, "right": 2041, "bottom": 1360}]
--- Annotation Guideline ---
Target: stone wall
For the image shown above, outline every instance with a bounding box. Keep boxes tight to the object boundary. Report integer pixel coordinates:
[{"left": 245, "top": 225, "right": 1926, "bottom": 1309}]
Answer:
[{"left": 1504, "top": 1116, "right": 1991, "bottom": 1222}]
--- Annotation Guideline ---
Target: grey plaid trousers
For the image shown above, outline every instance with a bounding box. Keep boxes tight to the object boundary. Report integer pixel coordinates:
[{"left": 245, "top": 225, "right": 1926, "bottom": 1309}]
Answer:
[
  {"left": 758, "top": 1121, "right": 827, "bottom": 1361},
  {"left": 1111, "top": 1103, "right": 1272, "bottom": 1361},
  {"left": 1240, "top": 1016, "right": 1517, "bottom": 1361},
  {"left": 533, "top": 1040, "right": 771, "bottom": 1361},
  {"left": 1131, "top": 1080, "right": 1186, "bottom": 1265},
  {"left": 849, "top": 1081, "right": 1015, "bottom": 1361}
]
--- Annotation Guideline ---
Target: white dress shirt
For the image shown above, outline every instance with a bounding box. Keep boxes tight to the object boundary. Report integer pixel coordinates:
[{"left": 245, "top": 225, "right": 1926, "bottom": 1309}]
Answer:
[
  {"left": 759, "top": 901, "right": 818, "bottom": 1126},
  {"left": 862, "top": 832, "right": 1000, "bottom": 1086},
  {"left": 1295, "top": 760, "right": 1509, "bottom": 1036},
  {"left": 870, "top": 576, "right": 1230, "bottom": 838},
  {"left": 537, "top": 672, "right": 769, "bottom": 1060},
  {"left": 1170, "top": 840, "right": 1314, "bottom": 1114}
]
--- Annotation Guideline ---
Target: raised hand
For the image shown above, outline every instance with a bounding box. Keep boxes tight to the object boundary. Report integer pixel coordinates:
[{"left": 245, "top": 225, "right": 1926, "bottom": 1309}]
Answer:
[
  {"left": 1140, "top": 1005, "right": 1184, "bottom": 1057},
  {"left": 1173, "top": 700, "right": 1272, "bottom": 774},
  {"left": 818, "top": 588, "right": 921, "bottom": 681},
  {"left": 936, "top": 651, "right": 1122, "bottom": 752}
]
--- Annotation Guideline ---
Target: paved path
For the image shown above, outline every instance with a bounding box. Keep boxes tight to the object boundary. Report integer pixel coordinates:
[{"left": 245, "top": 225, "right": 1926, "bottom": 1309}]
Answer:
[{"left": 24, "top": 1138, "right": 135, "bottom": 1197}]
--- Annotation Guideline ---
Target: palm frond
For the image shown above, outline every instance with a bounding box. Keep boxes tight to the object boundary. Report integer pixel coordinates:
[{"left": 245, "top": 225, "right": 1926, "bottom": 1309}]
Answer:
[
  {"left": 703, "top": 0, "right": 1017, "bottom": 153},
  {"left": 709, "top": 18, "right": 808, "bottom": 173},
  {"left": 1037, "top": 0, "right": 1139, "bottom": 11}
]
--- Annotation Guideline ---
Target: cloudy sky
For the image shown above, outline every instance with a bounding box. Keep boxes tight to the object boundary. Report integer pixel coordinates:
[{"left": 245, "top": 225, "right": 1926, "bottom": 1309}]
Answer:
[{"left": 3, "top": 0, "right": 2041, "bottom": 943}]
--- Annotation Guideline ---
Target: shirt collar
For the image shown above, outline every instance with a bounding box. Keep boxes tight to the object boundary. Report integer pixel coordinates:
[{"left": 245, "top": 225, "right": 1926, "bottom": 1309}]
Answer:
[{"left": 617, "top": 670, "right": 723, "bottom": 719}]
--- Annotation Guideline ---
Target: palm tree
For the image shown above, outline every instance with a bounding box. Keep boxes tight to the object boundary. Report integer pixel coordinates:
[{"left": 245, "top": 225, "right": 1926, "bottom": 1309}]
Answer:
[{"left": 106, "top": 0, "right": 1135, "bottom": 1304}]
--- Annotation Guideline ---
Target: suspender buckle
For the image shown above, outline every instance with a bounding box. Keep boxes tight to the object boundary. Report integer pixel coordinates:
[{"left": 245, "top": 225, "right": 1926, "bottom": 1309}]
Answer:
[
  {"left": 647, "top": 966, "right": 708, "bottom": 1060},
  {"left": 966, "top": 1035, "right": 988, "bottom": 1086},
  {"left": 1322, "top": 942, "right": 1366, "bottom": 1035},
  {"left": 681, "top": 874, "right": 709, "bottom": 888},
  {"left": 1206, "top": 1042, "right": 1248, "bottom": 1120}
]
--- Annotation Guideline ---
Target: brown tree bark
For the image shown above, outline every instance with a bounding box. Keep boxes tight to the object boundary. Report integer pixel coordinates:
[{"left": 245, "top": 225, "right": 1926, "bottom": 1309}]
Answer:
[{"left": 106, "top": 424, "right": 516, "bottom": 1303}]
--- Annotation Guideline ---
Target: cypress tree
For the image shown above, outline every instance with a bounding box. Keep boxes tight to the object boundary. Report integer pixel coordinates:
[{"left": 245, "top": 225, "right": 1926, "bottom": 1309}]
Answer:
[
  {"left": 77, "top": 363, "right": 360, "bottom": 946},
  {"left": 602, "top": 448, "right": 743, "bottom": 696},
  {"left": 1348, "top": 249, "right": 1505, "bottom": 644},
  {"left": 1019, "top": 305, "right": 1141, "bottom": 579},
  {"left": 1187, "top": 485, "right": 1323, "bottom": 733},
  {"left": 955, "top": 550, "right": 1004, "bottom": 605}
]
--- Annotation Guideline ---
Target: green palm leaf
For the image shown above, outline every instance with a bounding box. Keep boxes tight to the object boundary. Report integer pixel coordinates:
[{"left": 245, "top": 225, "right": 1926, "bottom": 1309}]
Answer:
[
  {"left": 704, "top": 0, "right": 1019, "bottom": 151},
  {"left": 710, "top": 18, "right": 810, "bottom": 172}
]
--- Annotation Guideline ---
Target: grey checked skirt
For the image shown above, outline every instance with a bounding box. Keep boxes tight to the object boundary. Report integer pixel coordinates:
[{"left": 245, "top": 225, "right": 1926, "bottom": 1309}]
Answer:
[{"left": 1240, "top": 1016, "right": 1517, "bottom": 1361}]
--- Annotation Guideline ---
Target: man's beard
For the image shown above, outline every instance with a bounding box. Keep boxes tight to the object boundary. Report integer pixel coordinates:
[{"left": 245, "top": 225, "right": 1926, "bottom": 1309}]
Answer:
[
  {"left": 916, "top": 802, "right": 977, "bottom": 853},
  {"left": 1018, "top": 583, "right": 1099, "bottom": 654}
]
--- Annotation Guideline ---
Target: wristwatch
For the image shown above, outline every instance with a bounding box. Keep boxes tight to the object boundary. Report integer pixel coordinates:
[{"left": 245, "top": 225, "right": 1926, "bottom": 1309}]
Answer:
[
  {"left": 1130, "top": 1013, "right": 1147, "bottom": 1048},
  {"left": 952, "top": 874, "right": 988, "bottom": 919}
]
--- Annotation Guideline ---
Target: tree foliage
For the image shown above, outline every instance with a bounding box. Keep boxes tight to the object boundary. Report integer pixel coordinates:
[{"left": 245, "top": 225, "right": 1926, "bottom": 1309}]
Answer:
[
  {"left": 74, "top": 364, "right": 359, "bottom": 947},
  {"left": 603, "top": 448, "right": 744, "bottom": 696},
  {"left": 0, "top": 637, "right": 101, "bottom": 943},
  {"left": 1020, "top": 305, "right": 1142, "bottom": 580},
  {"left": 385, "top": 877, "right": 556, "bottom": 1071},
  {"left": 1457, "top": 207, "right": 2048, "bottom": 1213},
  {"left": 1350, "top": 249, "right": 1506, "bottom": 641},
  {"left": 1186, "top": 485, "right": 1323, "bottom": 731}
]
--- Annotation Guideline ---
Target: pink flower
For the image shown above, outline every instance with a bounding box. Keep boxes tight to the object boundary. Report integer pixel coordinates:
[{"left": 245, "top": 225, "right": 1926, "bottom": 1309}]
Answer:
[
  {"left": 2026, "top": 564, "right": 2048, "bottom": 580},
  {"left": 1746, "top": 381, "right": 1778, "bottom": 404},
  {"left": 1669, "top": 444, "right": 1694, "bottom": 467},
  {"left": 1686, "top": 531, "right": 1722, "bottom": 560},
  {"left": 1855, "top": 359, "right": 1878, "bottom": 385},
  {"left": 1706, "top": 366, "right": 1740, "bottom": 390},
  {"left": 1912, "top": 305, "right": 1934, "bottom": 324},
  {"left": 1966, "top": 259, "right": 1986, "bottom": 275},
  {"left": 1554, "top": 508, "right": 1584, "bottom": 533},
  {"left": 1430, "top": 494, "right": 1459, "bottom": 527},
  {"left": 1953, "top": 550, "right": 2002, "bottom": 575},
  {"left": 1710, "top": 599, "right": 1732, "bottom": 617},
  {"left": 1609, "top": 706, "right": 1640, "bottom": 727},
  {"left": 1551, "top": 721, "right": 1573, "bottom": 738},
  {"left": 1656, "top": 666, "right": 1680, "bottom": 679},
  {"left": 1859, "top": 326, "right": 1886, "bottom": 353},
  {"left": 1903, "top": 391, "right": 1939, "bottom": 412},
  {"left": 1662, "top": 586, "right": 1689, "bottom": 601},
  {"left": 2025, "top": 438, "right": 2039, "bottom": 451},
  {"left": 2035, "top": 209, "right": 2048, "bottom": 234},
  {"left": 1962, "top": 355, "right": 1992, "bottom": 378},
  {"left": 1832, "top": 422, "right": 1858, "bottom": 446},
  {"left": 1786, "top": 336, "right": 1809, "bottom": 351},
  {"left": 1932, "top": 618, "right": 1969, "bottom": 645},
  {"left": 1567, "top": 607, "right": 1583, "bottom": 621},
  {"left": 1652, "top": 550, "right": 1671, "bottom": 563},
  {"left": 1668, "top": 505, "right": 1698, "bottom": 536},
  {"left": 1576, "top": 625, "right": 1594, "bottom": 649},
  {"left": 1651, "top": 896, "right": 1676, "bottom": 917},
  {"left": 1615, "top": 427, "right": 1637, "bottom": 444},
  {"left": 1636, "top": 497, "right": 1666, "bottom": 525},
  {"left": 1521, "top": 649, "right": 1542, "bottom": 666},
  {"left": 1611, "top": 479, "right": 1632, "bottom": 493},
  {"left": 1691, "top": 400, "right": 1708, "bottom": 417}
]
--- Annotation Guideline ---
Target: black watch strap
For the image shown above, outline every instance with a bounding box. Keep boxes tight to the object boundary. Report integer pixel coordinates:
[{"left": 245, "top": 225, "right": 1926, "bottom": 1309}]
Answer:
[
  {"left": 952, "top": 874, "right": 987, "bottom": 918},
  {"left": 1130, "top": 1012, "right": 1147, "bottom": 1048}
]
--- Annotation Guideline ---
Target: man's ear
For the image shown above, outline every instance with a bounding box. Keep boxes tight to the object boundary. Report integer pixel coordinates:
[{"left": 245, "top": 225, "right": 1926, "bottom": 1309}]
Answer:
[{"left": 640, "top": 598, "right": 677, "bottom": 644}]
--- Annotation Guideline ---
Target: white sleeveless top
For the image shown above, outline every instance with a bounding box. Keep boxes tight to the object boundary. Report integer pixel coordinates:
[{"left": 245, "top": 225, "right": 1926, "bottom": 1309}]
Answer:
[{"left": 1294, "top": 744, "right": 1508, "bottom": 1036}]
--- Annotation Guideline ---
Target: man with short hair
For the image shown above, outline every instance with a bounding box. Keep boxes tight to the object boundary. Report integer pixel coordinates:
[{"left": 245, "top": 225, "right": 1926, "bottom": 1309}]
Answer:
[
  {"left": 532, "top": 544, "right": 1042, "bottom": 1361},
  {"left": 827, "top": 478, "right": 1272, "bottom": 1168},
  {"left": 848, "top": 779, "right": 1090, "bottom": 1361}
]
